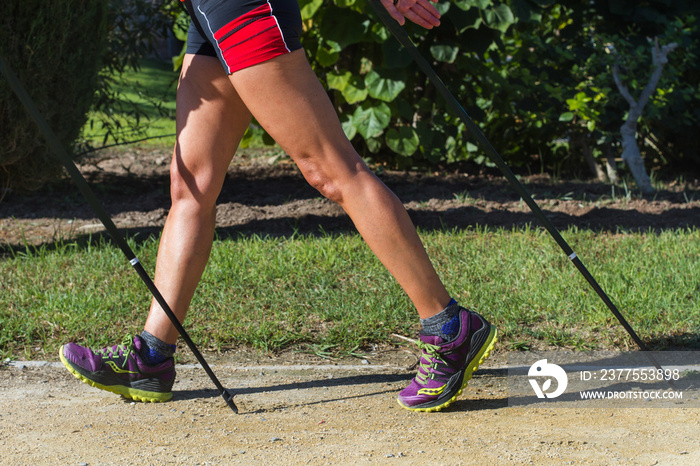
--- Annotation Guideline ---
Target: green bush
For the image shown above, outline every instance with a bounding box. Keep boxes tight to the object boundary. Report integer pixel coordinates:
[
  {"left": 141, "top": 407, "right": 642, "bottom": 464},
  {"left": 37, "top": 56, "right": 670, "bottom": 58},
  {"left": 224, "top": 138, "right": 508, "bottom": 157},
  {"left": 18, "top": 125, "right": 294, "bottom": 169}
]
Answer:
[
  {"left": 0, "top": 0, "right": 108, "bottom": 194},
  {"left": 244, "top": 0, "right": 699, "bottom": 176},
  {"left": 246, "top": 0, "right": 537, "bottom": 169}
]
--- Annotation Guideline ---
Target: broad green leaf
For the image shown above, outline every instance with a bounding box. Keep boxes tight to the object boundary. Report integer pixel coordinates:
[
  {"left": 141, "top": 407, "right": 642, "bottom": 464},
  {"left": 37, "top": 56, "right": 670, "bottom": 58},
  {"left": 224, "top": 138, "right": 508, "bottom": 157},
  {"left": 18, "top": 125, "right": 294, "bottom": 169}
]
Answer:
[
  {"left": 559, "top": 112, "right": 575, "bottom": 122},
  {"left": 485, "top": 4, "right": 515, "bottom": 33},
  {"left": 576, "top": 91, "right": 591, "bottom": 102},
  {"left": 324, "top": 39, "right": 343, "bottom": 53},
  {"left": 316, "top": 47, "right": 339, "bottom": 67},
  {"left": 353, "top": 102, "right": 392, "bottom": 139},
  {"left": 340, "top": 114, "right": 357, "bottom": 140},
  {"left": 326, "top": 71, "right": 368, "bottom": 104},
  {"left": 435, "top": 2, "right": 451, "bottom": 15},
  {"left": 326, "top": 71, "right": 350, "bottom": 92},
  {"left": 365, "top": 69, "right": 406, "bottom": 102},
  {"left": 565, "top": 98, "right": 582, "bottom": 110},
  {"left": 370, "top": 23, "right": 391, "bottom": 43},
  {"left": 366, "top": 137, "right": 382, "bottom": 153},
  {"left": 299, "top": 0, "right": 323, "bottom": 21},
  {"left": 386, "top": 127, "right": 420, "bottom": 157},
  {"left": 430, "top": 44, "right": 460, "bottom": 63},
  {"left": 341, "top": 76, "right": 369, "bottom": 104},
  {"left": 320, "top": 7, "right": 366, "bottom": 51},
  {"left": 455, "top": 0, "right": 492, "bottom": 11}
]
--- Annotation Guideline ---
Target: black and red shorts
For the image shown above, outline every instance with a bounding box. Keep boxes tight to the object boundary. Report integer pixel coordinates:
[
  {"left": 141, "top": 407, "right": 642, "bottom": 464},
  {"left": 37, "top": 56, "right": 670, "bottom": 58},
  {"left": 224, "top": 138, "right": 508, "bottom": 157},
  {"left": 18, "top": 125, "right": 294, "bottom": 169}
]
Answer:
[{"left": 182, "top": 0, "right": 303, "bottom": 74}]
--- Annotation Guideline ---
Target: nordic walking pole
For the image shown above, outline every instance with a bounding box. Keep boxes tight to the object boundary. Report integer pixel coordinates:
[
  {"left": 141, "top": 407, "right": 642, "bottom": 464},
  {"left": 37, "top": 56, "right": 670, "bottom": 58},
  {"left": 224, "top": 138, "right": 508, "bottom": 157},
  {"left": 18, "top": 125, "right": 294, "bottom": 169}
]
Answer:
[
  {"left": 367, "top": 1, "right": 672, "bottom": 377},
  {"left": 0, "top": 56, "right": 239, "bottom": 413}
]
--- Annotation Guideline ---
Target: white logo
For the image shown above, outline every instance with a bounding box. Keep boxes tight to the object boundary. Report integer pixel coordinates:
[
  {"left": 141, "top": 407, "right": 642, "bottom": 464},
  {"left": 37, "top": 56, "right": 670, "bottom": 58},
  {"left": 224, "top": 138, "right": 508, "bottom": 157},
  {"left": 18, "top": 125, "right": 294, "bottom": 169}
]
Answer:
[{"left": 528, "top": 359, "right": 568, "bottom": 399}]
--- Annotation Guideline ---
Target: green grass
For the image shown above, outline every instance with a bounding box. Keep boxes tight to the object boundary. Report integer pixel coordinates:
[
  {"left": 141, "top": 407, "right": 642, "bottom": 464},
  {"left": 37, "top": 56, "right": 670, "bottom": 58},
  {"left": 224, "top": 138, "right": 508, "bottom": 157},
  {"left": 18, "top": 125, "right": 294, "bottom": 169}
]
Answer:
[
  {"left": 2, "top": 227, "right": 698, "bottom": 360},
  {"left": 81, "top": 58, "right": 179, "bottom": 149}
]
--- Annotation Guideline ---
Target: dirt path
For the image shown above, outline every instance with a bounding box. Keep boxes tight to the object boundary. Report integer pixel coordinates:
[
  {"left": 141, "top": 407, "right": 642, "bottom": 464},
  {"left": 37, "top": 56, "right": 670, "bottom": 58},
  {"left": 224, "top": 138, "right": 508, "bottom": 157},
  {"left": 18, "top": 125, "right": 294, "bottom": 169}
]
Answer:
[
  {"left": 2, "top": 352, "right": 699, "bottom": 465},
  {"left": 2, "top": 150, "right": 699, "bottom": 464}
]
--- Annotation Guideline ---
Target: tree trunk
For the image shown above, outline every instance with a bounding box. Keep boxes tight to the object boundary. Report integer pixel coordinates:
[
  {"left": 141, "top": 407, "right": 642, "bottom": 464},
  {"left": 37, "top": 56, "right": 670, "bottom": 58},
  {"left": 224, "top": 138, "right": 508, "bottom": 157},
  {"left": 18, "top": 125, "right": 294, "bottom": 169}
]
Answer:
[
  {"left": 611, "top": 38, "right": 678, "bottom": 194},
  {"left": 579, "top": 133, "right": 606, "bottom": 181},
  {"left": 604, "top": 146, "right": 619, "bottom": 184},
  {"left": 619, "top": 122, "right": 653, "bottom": 192}
]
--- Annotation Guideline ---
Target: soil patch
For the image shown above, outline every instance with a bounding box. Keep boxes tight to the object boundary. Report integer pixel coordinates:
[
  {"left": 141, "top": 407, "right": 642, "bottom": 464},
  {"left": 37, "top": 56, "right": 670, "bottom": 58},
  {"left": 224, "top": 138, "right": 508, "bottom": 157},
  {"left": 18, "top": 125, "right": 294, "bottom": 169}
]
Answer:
[{"left": 1, "top": 148, "right": 698, "bottom": 249}]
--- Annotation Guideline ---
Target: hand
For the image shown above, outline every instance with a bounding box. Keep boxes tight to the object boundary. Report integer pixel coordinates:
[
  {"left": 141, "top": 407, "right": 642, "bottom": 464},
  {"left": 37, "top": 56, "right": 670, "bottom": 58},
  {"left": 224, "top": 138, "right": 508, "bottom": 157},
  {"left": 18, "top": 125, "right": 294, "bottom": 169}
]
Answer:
[{"left": 380, "top": 0, "right": 441, "bottom": 29}]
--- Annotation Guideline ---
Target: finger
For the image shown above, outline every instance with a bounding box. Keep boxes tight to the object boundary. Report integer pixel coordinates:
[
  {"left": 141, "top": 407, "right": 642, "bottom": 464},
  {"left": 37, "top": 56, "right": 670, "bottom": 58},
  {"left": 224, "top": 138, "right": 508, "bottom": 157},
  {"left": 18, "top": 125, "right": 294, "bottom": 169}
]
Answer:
[
  {"left": 395, "top": 0, "right": 440, "bottom": 17},
  {"left": 395, "top": 0, "right": 440, "bottom": 28},
  {"left": 403, "top": 5, "right": 440, "bottom": 28},
  {"left": 385, "top": 3, "right": 407, "bottom": 25},
  {"left": 402, "top": 10, "right": 436, "bottom": 29},
  {"left": 413, "top": 0, "right": 441, "bottom": 21}
]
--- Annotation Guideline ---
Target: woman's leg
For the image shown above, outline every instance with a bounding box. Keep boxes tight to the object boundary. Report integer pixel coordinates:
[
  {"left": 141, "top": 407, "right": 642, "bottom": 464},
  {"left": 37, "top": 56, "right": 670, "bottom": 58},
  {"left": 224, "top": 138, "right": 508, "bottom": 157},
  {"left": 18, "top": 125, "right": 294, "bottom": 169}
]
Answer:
[
  {"left": 142, "top": 53, "right": 252, "bottom": 344},
  {"left": 228, "top": 49, "right": 451, "bottom": 319},
  {"left": 57, "top": 54, "right": 249, "bottom": 402}
]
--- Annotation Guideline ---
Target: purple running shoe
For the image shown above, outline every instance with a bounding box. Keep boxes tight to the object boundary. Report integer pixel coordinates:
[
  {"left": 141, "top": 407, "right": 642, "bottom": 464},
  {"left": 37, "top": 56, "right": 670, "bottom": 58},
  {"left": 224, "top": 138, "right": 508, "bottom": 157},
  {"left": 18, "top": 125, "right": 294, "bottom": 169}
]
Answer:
[
  {"left": 397, "top": 308, "right": 497, "bottom": 412},
  {"left": 59, "top": 334, "right": 175, "bottom": 402}
]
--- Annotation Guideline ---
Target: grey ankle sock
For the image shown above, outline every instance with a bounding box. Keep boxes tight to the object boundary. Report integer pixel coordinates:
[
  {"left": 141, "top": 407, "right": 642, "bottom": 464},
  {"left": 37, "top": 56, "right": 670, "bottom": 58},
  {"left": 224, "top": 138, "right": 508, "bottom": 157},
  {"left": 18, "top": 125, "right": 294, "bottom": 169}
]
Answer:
[
  {"left": 420, "top": 298, "right": 460, "bottom": 338},
  {"left": 139, "top": 330, "right": 176, "bottom": 364}
]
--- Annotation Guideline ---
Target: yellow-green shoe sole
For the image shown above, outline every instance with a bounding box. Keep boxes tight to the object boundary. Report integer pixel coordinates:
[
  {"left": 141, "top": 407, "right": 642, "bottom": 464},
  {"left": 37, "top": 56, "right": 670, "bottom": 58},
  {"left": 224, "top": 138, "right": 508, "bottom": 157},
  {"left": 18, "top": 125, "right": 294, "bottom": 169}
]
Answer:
[
  {"left": 398, "top": 326, "right": 498, "bottom": 412},
  {"left": 59, "top": 345, "right": 173, "bottom": 402}
]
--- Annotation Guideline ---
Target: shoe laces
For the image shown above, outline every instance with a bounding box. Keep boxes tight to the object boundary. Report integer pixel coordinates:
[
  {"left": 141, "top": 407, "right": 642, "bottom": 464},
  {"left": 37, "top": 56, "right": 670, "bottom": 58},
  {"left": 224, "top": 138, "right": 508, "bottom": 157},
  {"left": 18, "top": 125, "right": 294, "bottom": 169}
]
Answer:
[
  {"left": 393, "top": 334, "right": 446, "bottom": 384},
  {"left": 96, "top": 334, "right": 134, "bottom": 366}
]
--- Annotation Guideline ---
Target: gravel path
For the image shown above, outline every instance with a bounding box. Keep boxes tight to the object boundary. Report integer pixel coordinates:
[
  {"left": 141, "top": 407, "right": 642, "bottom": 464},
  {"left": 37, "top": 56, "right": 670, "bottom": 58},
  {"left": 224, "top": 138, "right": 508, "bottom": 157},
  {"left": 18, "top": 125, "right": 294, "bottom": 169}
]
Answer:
[{"left": 1, "top": 355, "right": 698, "bottom": 465}]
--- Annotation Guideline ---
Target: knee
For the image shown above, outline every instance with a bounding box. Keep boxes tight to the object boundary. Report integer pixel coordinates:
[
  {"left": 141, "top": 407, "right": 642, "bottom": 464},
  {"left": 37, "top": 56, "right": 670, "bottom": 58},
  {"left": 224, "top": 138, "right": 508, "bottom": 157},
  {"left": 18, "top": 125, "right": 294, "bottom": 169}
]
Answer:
[
  {"left": 296, "top": 153, "right": 377, "bottom": 205},
  {"left": 168, "top": 158, "right": 219, "bottom": 211},
  {"left": 303, "top": 167, "right": 344, "bottom": 204}
]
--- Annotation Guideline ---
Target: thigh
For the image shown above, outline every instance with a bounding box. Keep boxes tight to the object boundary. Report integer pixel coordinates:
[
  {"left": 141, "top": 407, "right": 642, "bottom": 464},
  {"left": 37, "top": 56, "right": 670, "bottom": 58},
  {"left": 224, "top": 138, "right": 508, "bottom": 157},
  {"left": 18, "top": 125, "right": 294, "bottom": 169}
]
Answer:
[
  {"left": 228, "top": 49, "right": 362, "bottom": 181},
  {"left": 173, "top": 53, "right": 252, "bottom": 202}
]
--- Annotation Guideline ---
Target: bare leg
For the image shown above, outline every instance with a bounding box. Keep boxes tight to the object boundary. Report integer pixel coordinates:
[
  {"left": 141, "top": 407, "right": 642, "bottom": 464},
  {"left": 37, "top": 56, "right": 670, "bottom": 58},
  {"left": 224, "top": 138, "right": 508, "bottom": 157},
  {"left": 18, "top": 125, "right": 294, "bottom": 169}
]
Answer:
[
  {"left": 143, "top": 54, "right": 252, "bottom": 344},
  {"left": 229, "top": 50, "right": 451, "bottom": 319}
]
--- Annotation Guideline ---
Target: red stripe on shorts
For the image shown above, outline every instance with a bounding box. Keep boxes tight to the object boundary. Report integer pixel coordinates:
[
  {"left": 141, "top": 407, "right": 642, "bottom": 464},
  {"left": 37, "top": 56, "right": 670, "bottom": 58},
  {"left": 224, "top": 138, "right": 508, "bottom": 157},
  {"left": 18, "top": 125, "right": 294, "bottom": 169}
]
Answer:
[{"left": 213, "top": 3, "right": 290, "bottom": 74}]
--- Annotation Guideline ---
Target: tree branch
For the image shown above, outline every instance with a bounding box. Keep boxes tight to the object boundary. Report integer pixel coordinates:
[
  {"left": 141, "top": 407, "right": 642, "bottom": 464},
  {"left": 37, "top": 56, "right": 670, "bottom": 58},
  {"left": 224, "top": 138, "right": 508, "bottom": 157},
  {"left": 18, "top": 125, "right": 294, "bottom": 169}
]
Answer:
[
  {"left": 635, "top": 38, "right": 678, "bottom": 118},
  {"left": 612, "top": 58, "right": 637, "bottom": 108},
  {"left": 612, "top": 38, "right": 678, "bottom": 125}
]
